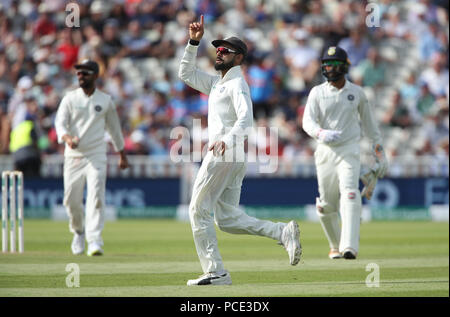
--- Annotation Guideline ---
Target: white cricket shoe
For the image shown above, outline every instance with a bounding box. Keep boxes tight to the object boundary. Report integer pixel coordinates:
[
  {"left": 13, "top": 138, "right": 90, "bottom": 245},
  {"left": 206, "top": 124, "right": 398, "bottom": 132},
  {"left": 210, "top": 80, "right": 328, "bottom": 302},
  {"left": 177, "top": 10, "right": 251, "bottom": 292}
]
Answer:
[
  {"left": 87, "top": 242, "right": 104, "bottom": 256},
  {"left": 71, "top": 233, "right": 85, "bottom": 255},
  {"left": 343, "top": 247, "right": 357, "bottom": 260},
  {"left": 280, "top": 220, "right": 302, "bottom": 265},
  {"left": 187, "top": 271, "right": 232, "bottom": 286},
  {"left": 329, "top": 248, "right": 343, "bottom": 259}
]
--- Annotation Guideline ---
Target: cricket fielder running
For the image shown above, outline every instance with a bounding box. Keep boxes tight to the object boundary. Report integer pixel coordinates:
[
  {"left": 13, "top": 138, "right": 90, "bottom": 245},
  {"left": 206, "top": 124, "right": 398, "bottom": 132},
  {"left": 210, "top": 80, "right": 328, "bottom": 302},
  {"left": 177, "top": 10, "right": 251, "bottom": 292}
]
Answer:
[
  {"left": 302, "top": 46, "right": 388, "bottom": 260},
  {"left": 55, "top": 59, "right": 129, "bottom": 256},
  {"left": 179, "top": 16, "right": 302, "bottom": 285}
]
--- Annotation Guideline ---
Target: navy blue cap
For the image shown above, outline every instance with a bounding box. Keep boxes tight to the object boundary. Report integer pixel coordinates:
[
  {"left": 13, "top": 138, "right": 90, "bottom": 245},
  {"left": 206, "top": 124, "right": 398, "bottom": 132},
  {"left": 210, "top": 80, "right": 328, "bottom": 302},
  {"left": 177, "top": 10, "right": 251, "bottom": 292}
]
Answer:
[{"left": 322, "top": 46, "right": 351, "bottom": 65}]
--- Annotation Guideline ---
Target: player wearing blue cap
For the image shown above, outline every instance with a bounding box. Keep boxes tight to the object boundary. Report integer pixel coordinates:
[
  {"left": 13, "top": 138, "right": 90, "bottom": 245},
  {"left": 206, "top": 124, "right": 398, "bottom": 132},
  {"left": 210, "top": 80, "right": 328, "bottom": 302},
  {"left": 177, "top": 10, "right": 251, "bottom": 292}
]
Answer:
[{"left": 303, "top": 46, "right": 388, "bottom": 259}]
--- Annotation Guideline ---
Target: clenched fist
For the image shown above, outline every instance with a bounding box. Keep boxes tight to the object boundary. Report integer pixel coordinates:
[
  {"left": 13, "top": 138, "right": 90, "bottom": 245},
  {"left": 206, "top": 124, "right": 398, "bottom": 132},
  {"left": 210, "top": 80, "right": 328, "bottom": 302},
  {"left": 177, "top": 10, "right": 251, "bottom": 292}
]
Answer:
[{"left": 62, "top": 134, "right": 79, "bottom": 149}]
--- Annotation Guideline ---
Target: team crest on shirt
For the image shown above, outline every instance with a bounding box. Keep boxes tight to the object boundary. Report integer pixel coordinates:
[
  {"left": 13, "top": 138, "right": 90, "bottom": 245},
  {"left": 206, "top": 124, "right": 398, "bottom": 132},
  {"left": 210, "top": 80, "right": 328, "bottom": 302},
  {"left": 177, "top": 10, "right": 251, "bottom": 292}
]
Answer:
[
  {"left": 94, "top": 105, "right": 102, "bottom": 112},
  {"left": 347, "top": 94, "right": 354, "bottom": 101},
  {"left": 220, "top": 87, "right": 225, "bottom": 93}
]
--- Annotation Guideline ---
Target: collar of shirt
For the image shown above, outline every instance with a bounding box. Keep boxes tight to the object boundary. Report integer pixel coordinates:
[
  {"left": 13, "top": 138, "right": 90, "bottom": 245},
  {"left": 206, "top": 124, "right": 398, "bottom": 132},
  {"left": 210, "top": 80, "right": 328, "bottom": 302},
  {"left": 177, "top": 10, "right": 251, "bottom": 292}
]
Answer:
[
  {"left": 326, "top": 79, "right": 350, "bottom": 93},
  {"left": 219, "top": 65, "right": 242, "bottom": 84},
  {"left": 79, "top": 87, "right": 97, "bottom": 98}
]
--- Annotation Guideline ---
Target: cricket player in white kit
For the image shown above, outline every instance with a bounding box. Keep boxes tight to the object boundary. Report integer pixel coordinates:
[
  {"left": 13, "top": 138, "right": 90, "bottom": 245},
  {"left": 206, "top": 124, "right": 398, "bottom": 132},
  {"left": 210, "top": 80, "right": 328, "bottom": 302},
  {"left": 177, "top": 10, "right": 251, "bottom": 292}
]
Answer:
[
  {"left": 55, "top": 60, "right": 129, "bottom": 256},
  {"left": 179, "top": 16, "right": 301, "bottom": 285},
  {"left": 303, "top": 46, "right": 388, "bottom": 260}
]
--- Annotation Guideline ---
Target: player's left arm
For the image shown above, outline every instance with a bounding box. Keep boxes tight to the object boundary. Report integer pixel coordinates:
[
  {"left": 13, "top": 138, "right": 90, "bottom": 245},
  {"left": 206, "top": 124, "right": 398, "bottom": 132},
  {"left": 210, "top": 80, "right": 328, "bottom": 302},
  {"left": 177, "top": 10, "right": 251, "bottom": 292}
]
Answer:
[
  {"left": 358, "top": 89, "right": 388, "bottom": 178},
  {"left": 302, "top": 87, "right": 321, "bottom": 139},
  {"left": 221, "top": 79, "right": 253, "bottom": 151},
  {"left": 105, "top": 98, "right": 129, "bottom": 169}
]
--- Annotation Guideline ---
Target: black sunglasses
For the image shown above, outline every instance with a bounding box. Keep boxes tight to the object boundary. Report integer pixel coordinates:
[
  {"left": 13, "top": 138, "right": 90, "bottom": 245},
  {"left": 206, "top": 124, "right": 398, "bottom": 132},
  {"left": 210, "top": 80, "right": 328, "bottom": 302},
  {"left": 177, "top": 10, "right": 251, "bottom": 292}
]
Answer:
[{"left": 76, "top": 69, "right": 95, "bottom": 76}]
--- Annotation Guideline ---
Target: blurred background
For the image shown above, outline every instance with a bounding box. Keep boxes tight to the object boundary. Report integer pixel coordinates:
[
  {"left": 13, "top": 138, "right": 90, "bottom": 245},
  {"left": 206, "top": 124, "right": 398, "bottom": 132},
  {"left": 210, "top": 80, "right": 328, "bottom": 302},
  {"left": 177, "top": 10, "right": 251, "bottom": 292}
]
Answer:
[{"left": 0, "top": 0, "right": 448, "bottom": 221}]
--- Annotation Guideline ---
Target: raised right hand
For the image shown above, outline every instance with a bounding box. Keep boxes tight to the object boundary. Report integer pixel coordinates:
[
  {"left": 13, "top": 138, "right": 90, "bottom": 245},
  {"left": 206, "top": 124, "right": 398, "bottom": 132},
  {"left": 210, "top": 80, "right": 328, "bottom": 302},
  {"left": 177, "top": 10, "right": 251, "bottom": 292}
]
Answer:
[{"left": 189, "top": 15, "right": 204, "bottom": 41}]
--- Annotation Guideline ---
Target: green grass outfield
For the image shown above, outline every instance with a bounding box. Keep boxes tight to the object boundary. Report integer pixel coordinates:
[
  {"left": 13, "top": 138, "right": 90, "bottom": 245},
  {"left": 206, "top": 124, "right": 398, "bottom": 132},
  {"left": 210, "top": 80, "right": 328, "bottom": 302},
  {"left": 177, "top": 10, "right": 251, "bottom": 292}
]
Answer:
[{"left": 0, "top": 219, "right": 448, "bottom": 297}]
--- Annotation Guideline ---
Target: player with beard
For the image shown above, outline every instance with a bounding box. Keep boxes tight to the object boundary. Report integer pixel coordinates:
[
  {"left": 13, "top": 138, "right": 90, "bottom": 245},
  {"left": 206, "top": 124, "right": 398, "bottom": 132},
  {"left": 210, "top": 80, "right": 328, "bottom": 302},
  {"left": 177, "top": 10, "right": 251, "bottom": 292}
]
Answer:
[
  {"left": 55, "top": 59, "right": 129, "bottom": 256},
  {"left": 178, "top": 15, "right": 302, "bottom": 286},
  {"left": 302, "top": 46, "right": 388, "bottom": 260}
]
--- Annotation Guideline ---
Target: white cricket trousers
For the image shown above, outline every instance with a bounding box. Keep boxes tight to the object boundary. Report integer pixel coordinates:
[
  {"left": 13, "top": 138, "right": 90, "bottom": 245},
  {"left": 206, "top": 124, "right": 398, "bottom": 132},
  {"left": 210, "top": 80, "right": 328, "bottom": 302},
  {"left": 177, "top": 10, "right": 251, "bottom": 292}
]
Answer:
[
  {"left": 189, "top": 151, "right": 285, "bottom": 274},
  {"left": 63, "top": 154, "right": 107, "bottom": 245},
  {"left": 314, "top": 142, "right": 362, "bottom": 253}
]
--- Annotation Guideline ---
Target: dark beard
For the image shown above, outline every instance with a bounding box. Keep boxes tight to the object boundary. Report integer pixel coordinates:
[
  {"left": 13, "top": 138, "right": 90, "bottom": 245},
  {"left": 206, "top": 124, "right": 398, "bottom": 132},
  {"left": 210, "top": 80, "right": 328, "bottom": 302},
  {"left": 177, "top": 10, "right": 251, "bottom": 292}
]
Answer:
[
  {"left": 214, "top": 58, "right": 235, "bottom": 71},
  {"left": 325, "top": 72, "right": 344, "bottom": 82},
  {"left": 79, "top": 80, "right": 94, "bottom": 89}
]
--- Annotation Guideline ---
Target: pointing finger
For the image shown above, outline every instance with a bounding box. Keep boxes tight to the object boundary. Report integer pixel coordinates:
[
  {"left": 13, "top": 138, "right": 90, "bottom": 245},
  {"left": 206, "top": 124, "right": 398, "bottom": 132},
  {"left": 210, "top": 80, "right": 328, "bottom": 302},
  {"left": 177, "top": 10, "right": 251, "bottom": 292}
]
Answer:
[{"left": 200, "top": 15, "right": 204, "bottom": 27}]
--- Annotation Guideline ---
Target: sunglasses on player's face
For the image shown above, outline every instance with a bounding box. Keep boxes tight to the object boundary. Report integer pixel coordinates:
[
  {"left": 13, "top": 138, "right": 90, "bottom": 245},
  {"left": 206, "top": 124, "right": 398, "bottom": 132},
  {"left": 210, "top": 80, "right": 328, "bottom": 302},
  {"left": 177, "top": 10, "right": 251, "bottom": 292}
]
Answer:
[
  {"left": 76, "top": 69, "right": 95, "bottom": 76},
  {"left": 216, "top": 46, "right": 238, "bottom": 55}
]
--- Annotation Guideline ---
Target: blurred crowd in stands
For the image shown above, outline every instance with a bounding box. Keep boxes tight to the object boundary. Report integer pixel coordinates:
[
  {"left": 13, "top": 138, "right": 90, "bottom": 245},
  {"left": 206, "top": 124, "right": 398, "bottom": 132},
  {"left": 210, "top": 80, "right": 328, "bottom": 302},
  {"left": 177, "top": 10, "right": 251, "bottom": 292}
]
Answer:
[{"left": 0, "top": 0, "right": 448, "bottom": 177}]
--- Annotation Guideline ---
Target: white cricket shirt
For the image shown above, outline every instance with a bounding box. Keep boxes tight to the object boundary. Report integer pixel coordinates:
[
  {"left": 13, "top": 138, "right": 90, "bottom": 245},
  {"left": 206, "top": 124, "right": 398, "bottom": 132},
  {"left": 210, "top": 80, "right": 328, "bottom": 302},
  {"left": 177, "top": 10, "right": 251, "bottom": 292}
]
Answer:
[
  {"left": 302, "top": 80, "right": 382, "bottom": 147},
  {"left": 178, "top": 43, "right": 253, "bottom": 149},
  {"left": 55, "top": 87, "right": 125, "bottom": 157}
]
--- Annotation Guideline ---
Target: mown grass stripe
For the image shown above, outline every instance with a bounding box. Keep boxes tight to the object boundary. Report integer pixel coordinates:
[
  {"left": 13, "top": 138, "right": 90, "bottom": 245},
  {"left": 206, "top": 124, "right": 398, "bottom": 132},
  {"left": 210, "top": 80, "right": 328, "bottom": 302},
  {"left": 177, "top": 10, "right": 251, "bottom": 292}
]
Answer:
[
  {"left": 0, "top": 257, "right": 448, "bottom": 275},
  {"left": 1, "top": 277, "right": 447, "bottom": 297}
]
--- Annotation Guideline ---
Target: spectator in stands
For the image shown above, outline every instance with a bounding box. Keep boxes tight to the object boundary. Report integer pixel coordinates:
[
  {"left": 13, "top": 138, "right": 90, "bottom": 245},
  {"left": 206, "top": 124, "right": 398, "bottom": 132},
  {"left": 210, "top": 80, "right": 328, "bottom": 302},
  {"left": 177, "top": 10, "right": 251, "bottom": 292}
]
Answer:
[
  {"left": 418, "top": 0, "right": 446, "bottom": 25},
  {"left": 169, "top": 80, "right": 189, "bottom": 125},
  {"left": 421, "top": 104, "right": 449, "bottom": 157},
  {"left": 400, "top": 71, "right": 420, "bottom": 105},
  {"left": 248, "top": 51, "right": 276, "bottom": 118},
  {"left": 122, "top": 20, "right": 151, "bottom": 59},
  {"left": 195, "top": 0, "right": 224, "bottom": 24},
  {"left": 32, "top": 4, "right": 56, "bottom": 39},
  {"left": 416, "top": 82, "right": 436, "bottom": 117},
  {"left": 104, "top": 70, "right": 134, "bottom": 107},
  {"left": 383, "top": 90, "right": 414, "bottom": 128},
  {"left": 323, "top": 5, "right": 349, "bottom": 48},
  {"left": 89, "top": 0, "right": 109, "bottom": 34},
  {"left": 7, "top": 76, "right": 33, "bottom": 130},
  {"left": 100, "top": 19, "right": 124, "bottom": 64},
  {"left": 418, "top": 23, "right": 447, "bottom": 61},
  {"left": 341, "top": 1, "right": 366, "bottom": 31},
  {"left": 0, "top": 83, "right": 10, "bottom": 153},
  {"left": 283, "top": 28, "right": 319, "bottom": 93},
  {"left": 382, "top": 6, "right": 412, "bottom": 40},
  {"left": 281, "top": 0, "right": 304, "bottom": 25},
  {"left": 302, "top": 1, "right": 331, "bottom": 37},
  {"left": 420, "top": 51, "right": 449, "bottom": 98},
  {"left": 9, "top": 94, "right": 42, "bottom": 177},
  {"left": 56, "top": 29, "right": 79, "bottom": 71},
  {"left": 338, "top": 29, "right": 370, "bottom": 68},
  {"left": 223, "top": 0, "right": 256, "bottom": 33},
  {"left": 355, "top": 47, "right": 387, "bottom": 89},
  {"left": 78, "top": 24, "right": 101, "bottom": 60},
  {"left": 129, "top": 129, "right": 150, "bottom": 155}
]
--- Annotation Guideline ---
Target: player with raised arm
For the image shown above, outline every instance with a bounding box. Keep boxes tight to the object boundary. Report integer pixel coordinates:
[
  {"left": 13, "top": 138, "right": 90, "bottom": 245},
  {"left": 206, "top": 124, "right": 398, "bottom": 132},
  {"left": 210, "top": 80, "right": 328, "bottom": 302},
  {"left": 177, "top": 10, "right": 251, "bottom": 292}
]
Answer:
[{"left": 179, "top": 16, "right": 302, "bottom": 285}]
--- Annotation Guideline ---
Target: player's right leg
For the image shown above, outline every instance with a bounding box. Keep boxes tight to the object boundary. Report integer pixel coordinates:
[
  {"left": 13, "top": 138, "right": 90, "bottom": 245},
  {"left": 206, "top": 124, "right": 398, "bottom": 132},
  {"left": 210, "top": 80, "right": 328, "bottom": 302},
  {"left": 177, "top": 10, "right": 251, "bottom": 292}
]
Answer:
[
  {"left": 63, "top": 157, "right": 87, "bottom": 255},
  {"left": 315, "top": 145, "right": 341, "bottom": 259},
  {"left": 187, "top": 152, "right": 232, "bottom": 284}
]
